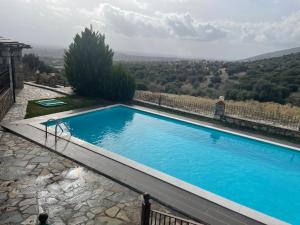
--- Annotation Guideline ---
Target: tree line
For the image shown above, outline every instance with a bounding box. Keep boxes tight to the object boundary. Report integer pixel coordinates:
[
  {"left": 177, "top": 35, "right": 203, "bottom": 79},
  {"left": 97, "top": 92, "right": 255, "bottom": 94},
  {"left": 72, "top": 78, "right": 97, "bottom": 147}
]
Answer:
[{"left": 120, "top": 53, "right": 300, "bottom": 105}]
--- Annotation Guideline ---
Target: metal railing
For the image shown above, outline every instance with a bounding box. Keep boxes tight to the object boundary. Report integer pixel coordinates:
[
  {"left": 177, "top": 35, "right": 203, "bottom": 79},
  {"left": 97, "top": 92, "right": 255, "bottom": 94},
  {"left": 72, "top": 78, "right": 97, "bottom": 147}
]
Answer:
[
  {"left": 134, "top": 91, "right": 300, "bottom": 131},
  {"left": 225, "top": 104, "right": 300, "bottom": 130},
  {"left": 149, "top": 210, "right": 202, "bottom": 225},
  {"left": 0, "top": 65, "right": 10, "bottom": 94},
  {"left": 134, "top": 91, "right": 215, "bottom": 117},
  {"left": 45, "top": 118, "right": 71, "bottom": 142},
  {"left": 141, "top": 194, "right": 202, "bottom": 225}
]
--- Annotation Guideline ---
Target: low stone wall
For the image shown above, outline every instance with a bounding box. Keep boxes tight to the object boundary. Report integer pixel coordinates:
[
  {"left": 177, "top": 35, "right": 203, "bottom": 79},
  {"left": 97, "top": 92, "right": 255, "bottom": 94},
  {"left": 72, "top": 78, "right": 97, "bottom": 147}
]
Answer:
[
  {"left": 0, "top": 88, "right": 13, "bottom": 121},
  {"left": 36, "top": 73, "right": 68, "bottom": 87},
  {"left": 222, "top": 116, "right": 300, "bottom": 139}
]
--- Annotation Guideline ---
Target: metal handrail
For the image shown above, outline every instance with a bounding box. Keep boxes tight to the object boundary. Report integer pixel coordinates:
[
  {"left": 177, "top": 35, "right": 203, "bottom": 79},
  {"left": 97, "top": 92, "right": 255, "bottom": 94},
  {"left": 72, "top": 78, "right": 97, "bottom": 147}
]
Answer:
[
  {"left": 45, "top": 118, "right": 57, "bottom": 138},
  {"left": 141, "top": 194, "right": 202, "bottom": 225},
  {"left": 54, "top": 121, "right": 64, "bottom": 142},
  {"left": 54, "top": 120, "right": 71, "bottom": 142},
  {"left": 150, "top": 210, "right": 202, "bottom": 225},
  {"left": 45, "top": 118, "right": 71, "bottom": 142}
]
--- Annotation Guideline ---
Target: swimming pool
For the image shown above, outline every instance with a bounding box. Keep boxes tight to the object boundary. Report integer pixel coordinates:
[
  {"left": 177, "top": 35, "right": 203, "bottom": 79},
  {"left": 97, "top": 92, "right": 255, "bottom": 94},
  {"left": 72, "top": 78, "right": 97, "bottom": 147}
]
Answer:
[{"left": 46, "top": 105, "right": 300, "bottom": 224}]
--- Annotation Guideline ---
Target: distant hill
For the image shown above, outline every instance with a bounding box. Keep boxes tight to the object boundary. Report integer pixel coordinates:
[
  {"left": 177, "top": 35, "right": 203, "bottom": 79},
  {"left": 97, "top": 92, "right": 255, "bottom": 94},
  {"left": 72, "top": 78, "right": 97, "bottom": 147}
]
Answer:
[
  {"left": 243, "top": 47, "right": 300, "bottom": 61},
  {"left": 113, "top": 52, "right": 185, "bottom": 62},
  {"left": 24, "top": 45, "right": 186, "bottom": 63},
  {"left": 23, "top": 45, "right": 186, "bottom": 71},
  {"left": 24, "top": 46, "right": 65, "bottom": 59}
]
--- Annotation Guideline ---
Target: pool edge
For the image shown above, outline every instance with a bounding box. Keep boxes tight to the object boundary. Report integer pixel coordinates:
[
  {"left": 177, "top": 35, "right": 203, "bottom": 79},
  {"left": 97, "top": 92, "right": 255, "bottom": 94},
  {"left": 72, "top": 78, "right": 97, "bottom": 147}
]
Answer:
[{"left": 3, "top": 104, "right": 294, "bottom": 225}]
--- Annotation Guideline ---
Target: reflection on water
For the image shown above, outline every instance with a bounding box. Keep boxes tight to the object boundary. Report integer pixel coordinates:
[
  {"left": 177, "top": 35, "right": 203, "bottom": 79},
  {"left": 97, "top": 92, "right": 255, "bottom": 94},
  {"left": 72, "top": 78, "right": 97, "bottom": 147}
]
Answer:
[
  {"left": 56, "top": 107, "right": 134, "bottom": 144},
  {"left": 210, "top": 132, "right": 221, "bottom": 144}
]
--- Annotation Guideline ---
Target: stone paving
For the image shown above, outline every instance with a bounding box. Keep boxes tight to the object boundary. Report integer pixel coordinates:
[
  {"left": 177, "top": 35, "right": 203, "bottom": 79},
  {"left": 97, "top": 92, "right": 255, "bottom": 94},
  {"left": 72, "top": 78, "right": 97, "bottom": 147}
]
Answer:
[
  {"left": 2, "top": 85, "right": 62, "bottom": 123},
  {"left": 0, "top": 85, "right": 174, "bottom": 225}
]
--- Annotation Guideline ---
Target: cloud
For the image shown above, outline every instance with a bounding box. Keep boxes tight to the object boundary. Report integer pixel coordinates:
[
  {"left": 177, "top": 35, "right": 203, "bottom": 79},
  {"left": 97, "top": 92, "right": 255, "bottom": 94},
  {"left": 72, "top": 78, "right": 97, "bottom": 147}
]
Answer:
[
  {"left": 163, "top": 13, "right": 226, "bottom": 41},
  {"left": 238, "top": 11, "right": 300, "bottom": 46},
  {"left": 3, "top": 0, "right": 300, "bottom": 59},
  {"left": 99, "top": 4, "right": 169, "bottom": 38},
  {"left": 15, "top": 0, "right": 300, "bottom": 46},
  {"left": 85, "top": 3, "right": 300, "bottom": 46},
  {"left": 86, "top": 3, "right": 226, "bottom": 41}
]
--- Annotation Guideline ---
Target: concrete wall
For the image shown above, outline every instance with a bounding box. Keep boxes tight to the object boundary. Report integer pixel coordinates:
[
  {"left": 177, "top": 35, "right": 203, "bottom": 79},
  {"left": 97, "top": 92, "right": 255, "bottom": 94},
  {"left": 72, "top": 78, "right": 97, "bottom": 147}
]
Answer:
[{"left": 13, "top": 49, "right": 24, "bottom": 89}]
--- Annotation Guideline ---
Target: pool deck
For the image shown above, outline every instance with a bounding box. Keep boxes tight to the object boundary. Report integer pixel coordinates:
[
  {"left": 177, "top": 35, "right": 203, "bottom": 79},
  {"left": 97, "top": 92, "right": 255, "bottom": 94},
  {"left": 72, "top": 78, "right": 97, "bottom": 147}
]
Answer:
[
  {"left": 2, "top": 99, "right": 296, "bottom": 225},
  {"left": 0, "top": 85, "right": 180, "bottom": 225}
]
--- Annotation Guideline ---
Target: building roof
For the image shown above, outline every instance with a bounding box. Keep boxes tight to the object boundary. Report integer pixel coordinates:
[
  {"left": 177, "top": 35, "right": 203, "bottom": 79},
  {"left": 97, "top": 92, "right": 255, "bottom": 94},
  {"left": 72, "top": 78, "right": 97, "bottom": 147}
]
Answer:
[{"left": 0, "top": 36, "right": 31, "bottom": 49}]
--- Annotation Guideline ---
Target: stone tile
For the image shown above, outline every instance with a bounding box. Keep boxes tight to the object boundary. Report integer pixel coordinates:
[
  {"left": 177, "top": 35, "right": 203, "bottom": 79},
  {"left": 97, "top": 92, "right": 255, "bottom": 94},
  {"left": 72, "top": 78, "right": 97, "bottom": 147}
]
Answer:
[
  {"left": 116, "top": 210, "right": 130, "bottom": 222},
  {"left": 68, "top": 216, "right": 88, "bottom": 225},
  {"left": 19, "top": 198, "right": 36, "bottom": 207},
  {"left": 47, "top": 205, "right": 66, "bottom": 218},
  {"left": 49, "top": 216, "right": 66, "bottom": 225},
  {"left": 105, "top": 206, "right": 120, "bottom": 217},
  {"left": 22, "top": 205, "right": 38, "bottom": 214},
  {"left": 30, "top": 156, "right": 51, "bottom": 163},
  {"left": 20, "top": 205, "right": 30, "bottom": 211},
  {"left": 21, "top": 215, "right": 38, "bottom": 225},
  {"left": 87, "top": 199, "right": 98, "bottom": 208},
  {"left": 87, "top": 212, "right": 95, "bottom": 219},
  {"left": 86, "top": 221, "right": 95, "bottom": 225},
  {"left": 0, "top": 192, "right": 8, "bottom": 201},
  {"left": 0, "top": 210, "right": 23, "bottom": 223},
  {"left": 8, "top": 189, "right": 18, "bottom": 198},
  {"left": 25, "top": 164, "right": 37, "bottom": 170},
  {"left": 90, "top": 206, "right": 106, "bottom": 215},
  {"left": 95, "top": 216, "right": 123, "bottom": 225}
]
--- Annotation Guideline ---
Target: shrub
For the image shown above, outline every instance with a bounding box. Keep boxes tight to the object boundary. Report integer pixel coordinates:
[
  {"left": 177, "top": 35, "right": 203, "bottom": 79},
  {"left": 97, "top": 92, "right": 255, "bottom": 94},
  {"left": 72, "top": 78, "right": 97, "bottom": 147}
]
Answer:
[
  {"left": 136, "top": 82, "right": 149, "bottom": 91},
  {"left": 107, "top": 64, "right": 135, "bottom": 101},
  {"left": 23, "top": 53, "right": 57, "bottom": 73},
  {"left": 210, "top": 75, "right": 221, "bottom": 83}
]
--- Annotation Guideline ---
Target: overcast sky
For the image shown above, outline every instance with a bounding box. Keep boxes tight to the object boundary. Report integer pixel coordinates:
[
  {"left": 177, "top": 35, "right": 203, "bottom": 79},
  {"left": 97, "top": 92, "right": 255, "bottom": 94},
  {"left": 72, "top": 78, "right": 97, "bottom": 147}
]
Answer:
[{"left": 1, "top": 0, "right": 300, "bottom": 60}]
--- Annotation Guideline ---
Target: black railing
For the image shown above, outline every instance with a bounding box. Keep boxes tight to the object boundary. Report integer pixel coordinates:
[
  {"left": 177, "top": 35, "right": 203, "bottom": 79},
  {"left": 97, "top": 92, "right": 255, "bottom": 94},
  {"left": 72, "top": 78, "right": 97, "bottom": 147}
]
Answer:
[
  {"left": 150, "top": 210, "right": 202, "bottom": 225},
  {"left": 0, "top": 65, "right": 10, "bottom": 94},
  {"left": 141, "top": 194, "right": 202, "bottom": 225}
]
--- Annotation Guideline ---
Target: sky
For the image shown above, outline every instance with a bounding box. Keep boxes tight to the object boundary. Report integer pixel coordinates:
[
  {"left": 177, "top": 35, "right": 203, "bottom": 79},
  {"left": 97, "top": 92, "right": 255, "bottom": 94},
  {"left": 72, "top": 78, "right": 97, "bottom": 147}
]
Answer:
[{"left": 1, "top": 0, "right": 300, "bottom": 60}]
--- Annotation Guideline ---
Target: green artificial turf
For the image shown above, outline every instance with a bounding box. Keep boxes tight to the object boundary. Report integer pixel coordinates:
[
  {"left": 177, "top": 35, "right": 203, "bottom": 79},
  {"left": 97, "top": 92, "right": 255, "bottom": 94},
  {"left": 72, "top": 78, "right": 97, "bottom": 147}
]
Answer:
[{"left": 25, "top": 95, "right": 112, "bottom": 118}]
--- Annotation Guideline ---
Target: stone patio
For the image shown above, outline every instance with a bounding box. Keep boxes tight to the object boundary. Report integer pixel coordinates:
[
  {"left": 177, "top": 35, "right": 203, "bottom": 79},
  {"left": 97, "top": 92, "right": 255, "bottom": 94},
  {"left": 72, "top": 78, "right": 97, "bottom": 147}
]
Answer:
[{"left": 0, "top": 85, "right": 174, "bottom": 225}]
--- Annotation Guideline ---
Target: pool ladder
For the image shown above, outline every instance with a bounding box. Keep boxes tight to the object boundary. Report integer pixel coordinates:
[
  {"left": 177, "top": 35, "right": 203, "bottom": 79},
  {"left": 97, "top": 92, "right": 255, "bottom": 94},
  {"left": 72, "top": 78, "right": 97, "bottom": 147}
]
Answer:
[{"left": 45, "top": 118, "right": 71, "bottom": 142}]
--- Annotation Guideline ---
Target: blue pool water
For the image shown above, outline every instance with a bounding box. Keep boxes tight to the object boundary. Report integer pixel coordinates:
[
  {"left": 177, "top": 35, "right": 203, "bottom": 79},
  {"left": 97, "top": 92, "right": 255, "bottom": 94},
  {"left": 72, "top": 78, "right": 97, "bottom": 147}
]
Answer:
[{"left": 47, "top": 105, "right": 300, "bottom": 224}]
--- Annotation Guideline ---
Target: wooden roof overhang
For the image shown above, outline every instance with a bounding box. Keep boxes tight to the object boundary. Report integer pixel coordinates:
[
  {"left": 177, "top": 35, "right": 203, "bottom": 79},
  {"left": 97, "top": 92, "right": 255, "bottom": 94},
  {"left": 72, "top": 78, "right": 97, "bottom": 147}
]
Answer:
[{"left": 0, "top": 36, "right": 31, "bottom": 49}]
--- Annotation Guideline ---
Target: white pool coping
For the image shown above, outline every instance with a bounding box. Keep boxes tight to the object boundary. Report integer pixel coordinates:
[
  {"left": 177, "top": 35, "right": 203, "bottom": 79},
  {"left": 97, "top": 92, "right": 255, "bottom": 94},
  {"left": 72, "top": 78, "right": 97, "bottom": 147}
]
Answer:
[{"left": 28, "top": 103, "right": 297, "bottom": 225}]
